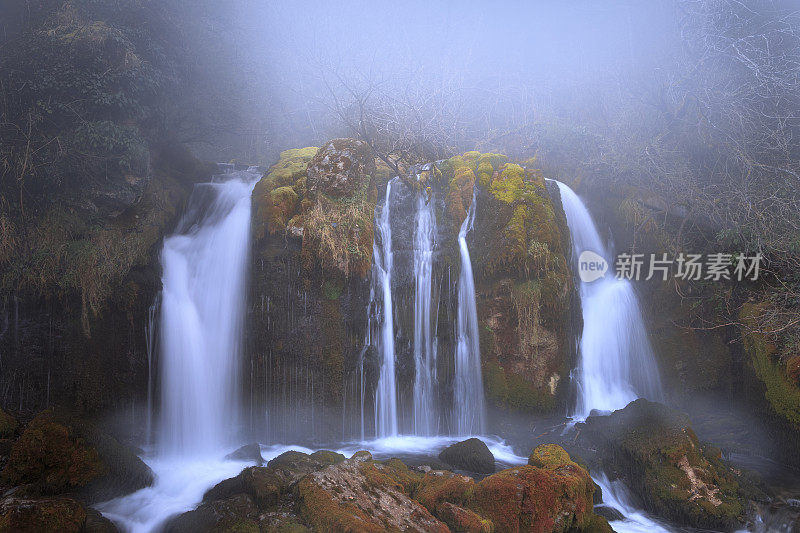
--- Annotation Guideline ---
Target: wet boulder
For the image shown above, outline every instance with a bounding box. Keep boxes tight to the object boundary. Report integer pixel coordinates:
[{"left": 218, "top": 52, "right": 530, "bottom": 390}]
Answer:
[
  {"left": 306, "top": 138, "right": 375, "bottom": 199},
  {"left": 297, "top": 455, "right": 449, "bottom": 532},
  {"left": 224, "top": 443, "right": 264, "bottom": 465},
  {"left": 203, "top": 466, "right": 287, "bottom": 509},
  {"left": 0, "top": 409, "right": 153, "bottom": 504},
  {"left": 415, "top": 470, "right": 476, "bottom": 513},
  {"left": 468, "top": 444, "right": 599, "bottom": 533},
  {"left": 581, "top": 399, "right": 747, "bottom": 530},
  {"left": 438, "top": 438, "right": 495, "bottom": 474},
  {"left": 163, "top": 493, "right": 259, "bottom": 533},
  {"left": 0, "top": 495, "right": 90, "bottom": 533}
]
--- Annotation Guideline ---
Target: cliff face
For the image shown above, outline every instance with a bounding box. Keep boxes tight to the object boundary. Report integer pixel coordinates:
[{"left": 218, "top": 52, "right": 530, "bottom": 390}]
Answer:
[
  {"left": 0, "top": 144, "right": 209, "bottom": 419},
  {"left": 246, "top": 143, "right": 577, "bottom": 440}
]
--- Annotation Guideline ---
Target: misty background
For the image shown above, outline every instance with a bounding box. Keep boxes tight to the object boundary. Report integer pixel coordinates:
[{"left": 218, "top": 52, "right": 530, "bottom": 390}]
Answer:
[{"left": 1, "top": 0, "right": 799, "bottom": 342}]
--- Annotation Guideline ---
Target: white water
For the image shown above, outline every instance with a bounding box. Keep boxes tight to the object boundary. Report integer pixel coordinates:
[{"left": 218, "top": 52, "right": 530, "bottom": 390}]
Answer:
[
  {"left": 374, "top": 180, "right": 399, "bottom": 437},
  {"left": 454, "top": 189, "right": 486, "bottom": 435},
  {"left": 593, "top": 473, "right": 672, "bottom": 533},
  {"left": 159, "top": 168, "right": 259, "bottom": 456},
  {"left": 98, "top": 167, "right": 260, "bottom": 531},
  {"left": 555, "top": 181, "right": 662, "bottom": 420},
  {"left": 412, "top": 192, "right": 439, "bottom": 435}
]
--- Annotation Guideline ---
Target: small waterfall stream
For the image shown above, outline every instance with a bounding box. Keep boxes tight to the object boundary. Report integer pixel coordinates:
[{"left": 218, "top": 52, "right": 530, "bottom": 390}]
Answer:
[
  {"left": 412, "top": 192, "right": 439, "bottom": 435},
  {"left": 555, "top": 181, "right": 663, "bottom": 419},
  {"left": 373, "top": 180, "right": 399, "bottom": 437},
  {"left": 454, "top": 189, "right": 486, "bottom": 435}
]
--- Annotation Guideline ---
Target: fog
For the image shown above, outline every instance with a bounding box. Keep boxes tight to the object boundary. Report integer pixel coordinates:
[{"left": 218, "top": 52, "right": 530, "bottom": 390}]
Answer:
[{"left": 207, "top": 0, "right": 682, "bottom": 159}]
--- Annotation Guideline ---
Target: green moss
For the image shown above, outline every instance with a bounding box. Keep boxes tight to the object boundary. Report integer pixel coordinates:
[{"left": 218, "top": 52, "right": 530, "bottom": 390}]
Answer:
[
  {"left": 446, "top": 166, "right": 476, "bottom": 227},
  {"left": 469, "top": 462, "right": 594, "bottom": 533},
  {"left": 310, "top": 450, "right": 346, "bottom": 465},
  {"left": 740, "top": 302, "right": 800, "bottom": 429},
  {"left": 482, "top": 360, "right": 553, "bottom": 412},
  {"left": 415, "top": 471, "right": 475, "bottom": 512},
  {"left": 1, "top": 411, "right": 104, "bottom": 493},
  {"left": 267, "top": 186, "right": 299, "bottom": 234},
  {"left": 489, "top": 164, "right": 526, "bottom": 204},
  {"left": 322, "top": 279, "right": 343, "bottom": 301},
  {"left": 379, "top": 458, "right": 423, "bottom": 494},
  {"left": 528, "top": 444, "right": 573, "bottom": 469}
]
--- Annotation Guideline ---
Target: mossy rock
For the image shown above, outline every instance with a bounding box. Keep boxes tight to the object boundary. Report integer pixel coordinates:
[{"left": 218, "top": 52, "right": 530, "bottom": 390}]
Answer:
[
  {"left": 582, "top": 399, "right": 747, "bottom": 530},
  {"left": 1, "top": 409, "right": 153, "bottom": 503},
  {"left": 415, "top": 470, "right": 476, "bottom": 512},
  {"left": 309, "top": 450, "right": 345, "bottom": 465},
  {"left": 489, "top": 164, "right": 526, "bottom": 204},
  {"left": 740, "top": 302, "right": 800, "bottom": 430},
  {"left": 469, "top": 458, "right": 595, "bottom": 533},
  {"left": 0, "top": 496, "right": 88, "bottom": 533},
  {"left": 378, "top": 458, "right": 424, "bottom": 494},
  {"left": 297, "top": 457, "right": 448, "bottom": 532},
  {"left": 528, "top": 444, "right": 573, "bottom": 469},
  {"left": 437, "top": 502, "right": 494, "bottom": 533}
]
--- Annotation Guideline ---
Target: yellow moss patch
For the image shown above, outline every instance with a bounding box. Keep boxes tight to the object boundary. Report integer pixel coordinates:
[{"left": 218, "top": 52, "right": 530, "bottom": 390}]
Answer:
[
  {"left": 267, "top": 186, "right": 299, "bottom": 234},
  {"left": 489, "top": 164, "right": 525, "bottom": 204},
  {"left": 447, "top": 166, "right": 476, "bottom": 227}
]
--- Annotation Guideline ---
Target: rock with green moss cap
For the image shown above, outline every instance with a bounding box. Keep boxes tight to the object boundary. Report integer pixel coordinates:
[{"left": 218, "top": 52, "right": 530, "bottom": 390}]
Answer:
[
  {"left": 469, "top": 445, "right": 597, "bottom": 533},
  {"left": 581, "top": 399, "right": 748, "bottom": 530}
]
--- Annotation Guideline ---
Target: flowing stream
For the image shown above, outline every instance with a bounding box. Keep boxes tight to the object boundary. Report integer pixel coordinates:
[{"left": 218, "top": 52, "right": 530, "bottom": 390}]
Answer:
[
  {"left": 373, "top": 180, "right": 399, "bottom": 437},
  {"left": 412, "top": 192, "right": 439, "bottom": 435},
  {"left": 555, "top": 181, "right": 663, "bottom": 419},
  {"left": 98, "top": 166, "right": 260, "bottom": 531},
  {"left": 454, "top": 189, "right": 486, "bottom": 435}
]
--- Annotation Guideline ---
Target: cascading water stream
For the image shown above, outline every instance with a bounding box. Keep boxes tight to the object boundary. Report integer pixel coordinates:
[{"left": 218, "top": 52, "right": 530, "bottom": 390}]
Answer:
[
  {"left": 454, "top": 189, "right": 486, "bottom": 435},
  {"left": 98, "top": 166, "right": 261, "bottom": 532},
  {"left": 374, "top": 180, "right": 399, "bottom": 438},
  {"left": 158, "top": 169, "right": 259, "bottom": 456},
  {"left": 555, "top": 181, "right": 663, "bottom": 420},
  {"left": 412, "top": 192, "right": 439, "bottom": 435}
]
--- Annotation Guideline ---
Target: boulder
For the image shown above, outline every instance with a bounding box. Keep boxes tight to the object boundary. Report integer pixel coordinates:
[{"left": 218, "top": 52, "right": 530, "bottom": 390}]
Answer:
[
  {"left": 163, "top": 493, "right": 259, "bottom": 533},
  {"left": 415, "top": 470, "right": 476, "bottom": 513},
  {"left": 438, "top": 438, "right": 495, "bottom": 474},
  {"left": 468, "top": 445, "right": 597, "bottom": 533},
  {"left": 581, "top": 399, "right": 747, "bottom": 530},
  {"left": 306, "top": 138, "right": 375, "bottom": 199},
  {"left": 0, "top": 496, "right": 88, "bottom": 533},
  {"left": 297, "top": 456, "right": 449, "bottom": 532},
  {"left": 203, "top": 466, "right": 287, "bottom": 509},
  {"left": 437, "top": 502, "right": 493, "bottom": 533},
  {"left": 0, "top": 409, "right": 153, "bottom": 503},
  {"left": 224, "top": 443, "right": 264, "bottom": 465}
]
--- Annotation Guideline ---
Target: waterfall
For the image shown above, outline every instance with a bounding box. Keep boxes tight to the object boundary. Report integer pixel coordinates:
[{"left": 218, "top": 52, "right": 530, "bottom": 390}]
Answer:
[
  {"left": 373, "top": 180, "right": 398, "bottom": 438},
  {"left": 454, "top": 189, "right": 486, "bottom": 435},
  {"left": 158, "top": 167, "right": 259, "bottom": 456},
  {"left": 412, "top": 193, "right": 438, "bottom": 436},
  {"left": 555, "top": 181, "right": 663, "bottom": 419}
]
